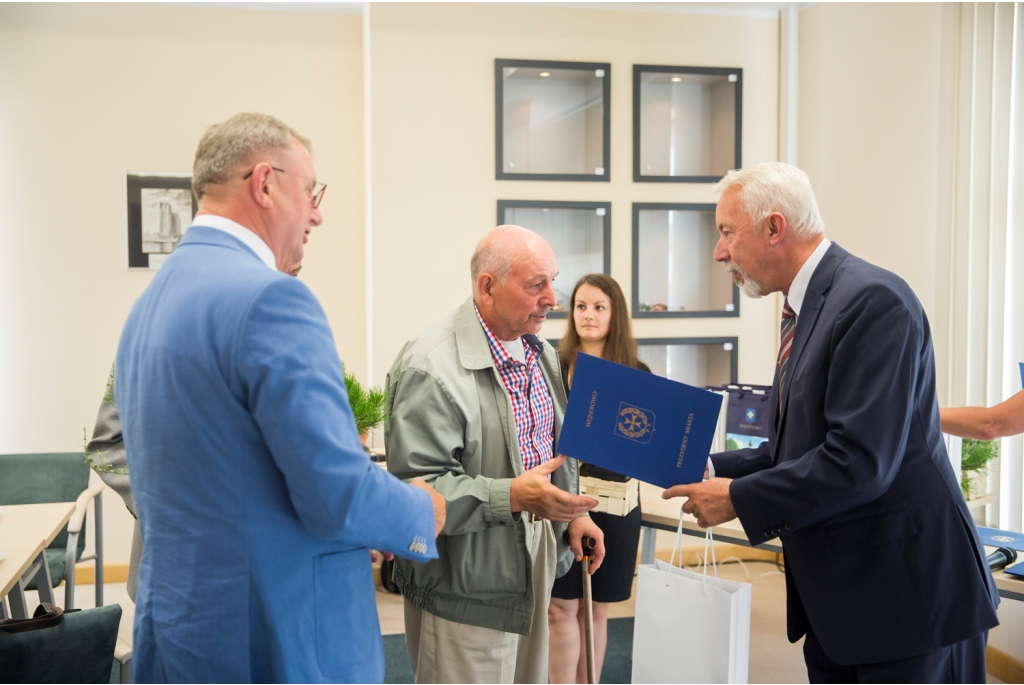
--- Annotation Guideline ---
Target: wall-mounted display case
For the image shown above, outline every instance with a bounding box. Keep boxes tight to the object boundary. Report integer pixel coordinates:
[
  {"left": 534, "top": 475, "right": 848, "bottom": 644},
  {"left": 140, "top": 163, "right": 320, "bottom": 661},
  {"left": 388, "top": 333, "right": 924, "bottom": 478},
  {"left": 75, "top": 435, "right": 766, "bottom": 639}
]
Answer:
[
  {"left": 498, "top": 200, "right": 611, "bottom": 318},
  {"left": 633, "top": 65, "right": 742, "bottom": 183},
  {"left": 636, "top": 337, "right": 737, "bottom": 388},
  {"left": 496, "top": 59, "right": 611, "bottom": 181},
  {"left": 632, "top": 203, "right": 739, "bottom": 318}
]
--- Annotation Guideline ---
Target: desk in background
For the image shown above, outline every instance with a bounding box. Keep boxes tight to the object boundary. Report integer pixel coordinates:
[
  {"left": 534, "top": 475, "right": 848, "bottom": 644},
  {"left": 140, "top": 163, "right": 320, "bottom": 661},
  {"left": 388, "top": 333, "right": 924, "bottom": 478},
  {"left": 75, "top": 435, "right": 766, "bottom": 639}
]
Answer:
[{"left": 638, "top": 482, "right": 1024, "bottom": 602}]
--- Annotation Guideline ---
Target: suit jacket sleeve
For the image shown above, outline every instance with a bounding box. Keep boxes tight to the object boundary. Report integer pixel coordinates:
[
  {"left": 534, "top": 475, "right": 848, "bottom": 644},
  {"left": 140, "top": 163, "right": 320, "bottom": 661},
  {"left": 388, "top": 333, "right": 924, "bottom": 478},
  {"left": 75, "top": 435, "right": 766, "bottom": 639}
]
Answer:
[
  {"left": 730, "top": 285, "right": 923, "bottom": 546},
  {"left": 384, "top": 367, "right": 516, "bottom": 536},
  {"left": 86, "top": 363, "right": 136, "bottom": 518},
  {"left": 239, "top": 277, "right": 438, "bottom": 561},
  {"left": 711, "top": 442, "right": 773, "bottom": 480}
]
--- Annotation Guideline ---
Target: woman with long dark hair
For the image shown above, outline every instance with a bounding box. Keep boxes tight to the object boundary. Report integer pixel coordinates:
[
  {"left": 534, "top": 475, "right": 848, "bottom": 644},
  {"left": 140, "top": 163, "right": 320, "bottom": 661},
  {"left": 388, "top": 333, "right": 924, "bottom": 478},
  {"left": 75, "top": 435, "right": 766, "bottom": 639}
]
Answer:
[{"left": 548, "top": 274, "right": 649, "bottom": 684}]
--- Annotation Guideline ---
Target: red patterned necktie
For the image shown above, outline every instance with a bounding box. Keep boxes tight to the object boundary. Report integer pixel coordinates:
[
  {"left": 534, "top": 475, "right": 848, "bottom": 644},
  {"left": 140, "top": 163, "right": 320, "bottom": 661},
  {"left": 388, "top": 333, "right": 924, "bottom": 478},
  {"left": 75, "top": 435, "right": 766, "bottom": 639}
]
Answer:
[{"left": 777, "top": 299, "right": 797, "bottom": 411}]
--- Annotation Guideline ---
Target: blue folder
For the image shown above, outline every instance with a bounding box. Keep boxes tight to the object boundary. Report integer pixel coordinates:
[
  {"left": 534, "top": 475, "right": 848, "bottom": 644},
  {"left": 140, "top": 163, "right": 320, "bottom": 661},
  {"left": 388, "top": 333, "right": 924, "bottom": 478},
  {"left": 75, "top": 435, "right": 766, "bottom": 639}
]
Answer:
[
  {"left": 977, "top": 526, "right": 1024, "bottom": 552},
  {"left": 557, "top": 354, "right": 724, "bottom": 489}
]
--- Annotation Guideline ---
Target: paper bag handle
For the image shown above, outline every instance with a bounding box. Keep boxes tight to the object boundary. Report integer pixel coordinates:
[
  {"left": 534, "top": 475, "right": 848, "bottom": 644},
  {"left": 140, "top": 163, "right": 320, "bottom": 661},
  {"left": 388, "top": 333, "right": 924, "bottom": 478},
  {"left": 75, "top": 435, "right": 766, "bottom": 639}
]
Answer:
[{"left": 666, "top": 508, "right": 717, "bottom": 595}]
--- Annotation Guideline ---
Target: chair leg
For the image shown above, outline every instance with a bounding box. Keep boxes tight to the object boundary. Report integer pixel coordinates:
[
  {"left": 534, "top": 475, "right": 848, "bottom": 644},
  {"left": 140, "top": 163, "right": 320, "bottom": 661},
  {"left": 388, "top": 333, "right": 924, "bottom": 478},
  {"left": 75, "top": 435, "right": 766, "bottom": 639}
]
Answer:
[
  {"left": 33, "top": 549, "right": 55, "bottom": 607},
  {"left": 65, "top": 531, "right": 79, "bottom": 610},
  {"left": 95, "top": 496, "right": 104, "bottom": 607},
  {"left": 1, "top": 595, "right": 9, "bottom": 618},
  {"left": 8, "top": 581, "right": 29, "bottom": 618}
]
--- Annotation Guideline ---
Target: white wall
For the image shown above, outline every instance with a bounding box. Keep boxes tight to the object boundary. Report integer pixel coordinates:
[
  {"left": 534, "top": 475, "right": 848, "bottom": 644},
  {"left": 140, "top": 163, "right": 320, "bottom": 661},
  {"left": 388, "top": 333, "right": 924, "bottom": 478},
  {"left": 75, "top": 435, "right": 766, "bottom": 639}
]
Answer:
[
  {"left": 0, "top": 3, "right": 366, "bottom": 566},
  {"left": 368, "top": 2, "right": 781, "bottom": 395}
]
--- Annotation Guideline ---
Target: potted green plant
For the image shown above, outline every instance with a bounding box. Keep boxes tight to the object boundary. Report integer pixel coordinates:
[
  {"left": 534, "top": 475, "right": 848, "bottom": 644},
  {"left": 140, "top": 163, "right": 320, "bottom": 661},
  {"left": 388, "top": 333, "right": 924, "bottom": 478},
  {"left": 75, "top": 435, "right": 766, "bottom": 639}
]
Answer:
[
  {"left": 960, "top": 438, "right": 999, "bottom": 501},
  {"left": 343, "top": 365, "right": 390, "bottom": 445}
]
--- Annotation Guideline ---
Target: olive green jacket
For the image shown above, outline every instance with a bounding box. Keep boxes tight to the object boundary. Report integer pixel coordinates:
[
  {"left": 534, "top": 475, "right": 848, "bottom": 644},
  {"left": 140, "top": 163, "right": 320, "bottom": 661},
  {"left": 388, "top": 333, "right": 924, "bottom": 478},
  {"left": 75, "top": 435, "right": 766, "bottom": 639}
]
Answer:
[{"left": 384, "top": 298, "right": 577, "bottom": 635}]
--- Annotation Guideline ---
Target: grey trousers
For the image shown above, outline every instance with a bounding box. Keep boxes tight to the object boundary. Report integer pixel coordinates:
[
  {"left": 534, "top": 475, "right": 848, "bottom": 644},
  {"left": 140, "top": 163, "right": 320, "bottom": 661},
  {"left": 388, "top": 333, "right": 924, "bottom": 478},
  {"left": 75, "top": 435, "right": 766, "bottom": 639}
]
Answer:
[{"left": 404, "top": 519, "right": 557, "bottom": 684}]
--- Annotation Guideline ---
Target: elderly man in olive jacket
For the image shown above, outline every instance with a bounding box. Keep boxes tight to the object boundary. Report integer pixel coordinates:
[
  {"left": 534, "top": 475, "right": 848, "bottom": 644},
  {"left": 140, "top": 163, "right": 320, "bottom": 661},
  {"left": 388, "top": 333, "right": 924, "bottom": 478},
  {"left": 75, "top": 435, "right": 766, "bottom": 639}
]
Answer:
[{"left": 385, "top": 225, "right": 605, "bottom": 684}]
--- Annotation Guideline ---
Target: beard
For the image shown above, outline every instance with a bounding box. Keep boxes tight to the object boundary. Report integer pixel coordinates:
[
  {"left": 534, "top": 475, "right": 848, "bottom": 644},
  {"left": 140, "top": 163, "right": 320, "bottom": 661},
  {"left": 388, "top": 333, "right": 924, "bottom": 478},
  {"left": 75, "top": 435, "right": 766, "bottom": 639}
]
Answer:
[{"left": 725, "top": 262, "right": 764, "bottom": 298}]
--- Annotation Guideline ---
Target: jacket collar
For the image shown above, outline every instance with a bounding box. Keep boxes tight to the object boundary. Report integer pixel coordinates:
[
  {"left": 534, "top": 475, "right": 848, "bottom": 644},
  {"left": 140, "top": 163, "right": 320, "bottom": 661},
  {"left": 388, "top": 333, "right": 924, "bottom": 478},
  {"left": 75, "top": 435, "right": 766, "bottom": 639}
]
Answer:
[
  {"left": 178, "top": 225, "right": 269, "bottom": 267},
  {"left": 454, "top": 298, "right": 497, "bottom": 370},
  {"left": 773, "top": 242, "right": 850, "bottom": 440}
]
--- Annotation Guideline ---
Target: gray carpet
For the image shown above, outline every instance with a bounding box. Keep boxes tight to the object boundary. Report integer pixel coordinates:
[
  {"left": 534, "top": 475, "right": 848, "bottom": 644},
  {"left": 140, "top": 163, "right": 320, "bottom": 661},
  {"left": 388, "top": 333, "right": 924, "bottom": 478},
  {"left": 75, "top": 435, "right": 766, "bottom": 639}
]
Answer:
[{"left": 383, "top": 617, "right": 634, "bottom": 683}]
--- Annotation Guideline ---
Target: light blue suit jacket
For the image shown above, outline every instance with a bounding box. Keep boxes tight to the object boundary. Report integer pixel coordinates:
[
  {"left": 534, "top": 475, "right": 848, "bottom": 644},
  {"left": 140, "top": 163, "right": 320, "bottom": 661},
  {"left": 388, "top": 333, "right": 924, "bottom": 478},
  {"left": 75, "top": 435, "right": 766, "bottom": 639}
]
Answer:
[{"left": 116, "top": 226, "right": 437, "bottom": 683}]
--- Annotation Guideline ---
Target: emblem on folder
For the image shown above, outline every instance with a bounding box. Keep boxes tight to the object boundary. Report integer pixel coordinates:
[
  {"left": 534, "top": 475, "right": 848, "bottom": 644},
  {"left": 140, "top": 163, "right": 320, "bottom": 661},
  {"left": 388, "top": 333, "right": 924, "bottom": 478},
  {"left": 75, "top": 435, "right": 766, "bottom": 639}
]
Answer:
[
  {"left": 615, "top": 402, "right": 655, "bottom": 444},
  {"left": 745, "top": 408, "right": 757, "bottom": 423},
  {"left": 992, "top": 535, "right": 1017, "bottom": 544}
]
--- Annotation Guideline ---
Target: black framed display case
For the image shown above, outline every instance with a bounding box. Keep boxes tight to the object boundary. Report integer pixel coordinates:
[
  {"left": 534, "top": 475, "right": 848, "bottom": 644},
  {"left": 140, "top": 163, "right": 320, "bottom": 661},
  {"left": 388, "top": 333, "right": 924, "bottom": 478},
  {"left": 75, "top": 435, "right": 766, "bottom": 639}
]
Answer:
[
  {"left": 636, "top": 337, "right": 738, "bottom": 387},
  {"left": 496, "top": 59, "right": 611, "bottom": 182},
  {"left": 498, "top": 200, "right": 611, "bottom": 318},
  {"left": 633, "top": 65, "right": 742, "bottom": 183},
  {"left": 126, "top": 173, "right": 197, "bottom": 270},
  {"left": 632, "top": 203, "right": 739, "bottom": 318}
]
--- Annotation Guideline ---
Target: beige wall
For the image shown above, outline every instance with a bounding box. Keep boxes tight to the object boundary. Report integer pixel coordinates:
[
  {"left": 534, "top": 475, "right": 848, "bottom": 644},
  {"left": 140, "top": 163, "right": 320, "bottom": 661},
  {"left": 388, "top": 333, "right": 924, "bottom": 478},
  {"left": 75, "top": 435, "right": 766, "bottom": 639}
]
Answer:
[
  {"left": 798, "top": 3, "right": 949, "bottom": 329},
  {"left": 368, "top": 2, "right": 782, "bottom": 395},
  {"left": 0, "top": 3, "right": 365, "bottom": 565}
]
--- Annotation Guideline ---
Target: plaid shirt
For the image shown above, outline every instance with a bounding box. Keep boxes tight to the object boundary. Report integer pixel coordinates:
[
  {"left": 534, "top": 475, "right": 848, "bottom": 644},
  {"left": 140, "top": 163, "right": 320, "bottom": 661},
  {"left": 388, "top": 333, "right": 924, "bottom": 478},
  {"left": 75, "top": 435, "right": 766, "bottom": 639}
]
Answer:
[{"left": 475, "top": 306, "right": 555, "bottom": 472}]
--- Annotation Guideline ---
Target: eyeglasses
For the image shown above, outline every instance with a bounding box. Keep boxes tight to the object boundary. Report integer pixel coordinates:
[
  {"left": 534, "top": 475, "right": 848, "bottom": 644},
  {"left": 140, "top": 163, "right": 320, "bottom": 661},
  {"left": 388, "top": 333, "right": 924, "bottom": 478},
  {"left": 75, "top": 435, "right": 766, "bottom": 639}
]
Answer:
[{"left": 243, "top": 166, "right": 327, "bottom": 209}]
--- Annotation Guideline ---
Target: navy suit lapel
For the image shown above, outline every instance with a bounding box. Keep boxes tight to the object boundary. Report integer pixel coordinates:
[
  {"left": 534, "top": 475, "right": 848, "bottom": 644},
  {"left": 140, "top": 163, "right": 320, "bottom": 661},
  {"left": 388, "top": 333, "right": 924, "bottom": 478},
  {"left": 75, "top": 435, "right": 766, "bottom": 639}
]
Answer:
[{"left": 773, "top": 243, "right": 849, "bottom": 455}]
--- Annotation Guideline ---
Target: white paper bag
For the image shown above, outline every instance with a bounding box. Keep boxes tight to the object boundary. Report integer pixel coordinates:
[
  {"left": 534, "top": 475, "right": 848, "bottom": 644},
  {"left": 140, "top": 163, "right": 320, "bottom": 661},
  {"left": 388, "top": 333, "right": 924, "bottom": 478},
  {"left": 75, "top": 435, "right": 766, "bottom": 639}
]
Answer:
[{"left": 631, "top": 522, "right": 752, "bottom": 683}]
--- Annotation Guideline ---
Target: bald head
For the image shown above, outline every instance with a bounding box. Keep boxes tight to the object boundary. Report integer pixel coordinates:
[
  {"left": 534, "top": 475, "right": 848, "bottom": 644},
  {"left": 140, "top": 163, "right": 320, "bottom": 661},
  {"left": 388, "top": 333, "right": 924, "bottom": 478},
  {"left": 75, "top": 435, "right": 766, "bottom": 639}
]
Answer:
[
  {"left": 471, "top": 225, "right": 559, "bottom": 340},
  {"left": 471, "top": 225, "right": 550, "bottom": 295}
]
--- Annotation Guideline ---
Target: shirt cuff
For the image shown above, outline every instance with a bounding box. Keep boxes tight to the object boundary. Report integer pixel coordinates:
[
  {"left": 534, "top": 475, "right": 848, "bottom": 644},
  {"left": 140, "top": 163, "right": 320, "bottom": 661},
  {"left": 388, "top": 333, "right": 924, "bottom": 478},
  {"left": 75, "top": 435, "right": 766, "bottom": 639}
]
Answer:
[
  {"left": 707, "top": 457, "right": 716, "bottom": 480},
  {"left": 487, "top": 478, "right": 516, "bottom": 525}
]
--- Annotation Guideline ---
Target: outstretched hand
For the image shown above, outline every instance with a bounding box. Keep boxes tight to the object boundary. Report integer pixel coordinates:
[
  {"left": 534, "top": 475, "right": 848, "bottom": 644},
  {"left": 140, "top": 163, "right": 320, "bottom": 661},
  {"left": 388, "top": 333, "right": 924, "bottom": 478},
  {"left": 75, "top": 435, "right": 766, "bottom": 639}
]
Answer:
[
  {"left": 662, "top": 478, "right": 736, "bottom": 528},
  {"left": 510, "top": 455, "right": 599, "bottom": 522}
]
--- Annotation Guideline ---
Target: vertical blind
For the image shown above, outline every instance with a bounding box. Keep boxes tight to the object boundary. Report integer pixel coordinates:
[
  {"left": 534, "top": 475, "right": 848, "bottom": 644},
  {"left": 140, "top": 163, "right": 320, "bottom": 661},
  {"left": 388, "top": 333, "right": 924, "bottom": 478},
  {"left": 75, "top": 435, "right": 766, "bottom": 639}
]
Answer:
[{"left": 947, "top": 3, "right": 1024, "bottom": 530}]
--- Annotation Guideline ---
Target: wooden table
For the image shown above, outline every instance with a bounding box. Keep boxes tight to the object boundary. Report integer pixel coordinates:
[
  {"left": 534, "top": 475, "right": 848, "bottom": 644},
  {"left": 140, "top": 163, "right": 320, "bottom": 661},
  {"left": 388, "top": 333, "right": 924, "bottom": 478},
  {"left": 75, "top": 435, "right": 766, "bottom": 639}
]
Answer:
[
  {"left": 0, "top": 502, "right": 76, "bottom": 618},
  {"left": 638, "top": 482, "right": 1024, "bottom": 602}
]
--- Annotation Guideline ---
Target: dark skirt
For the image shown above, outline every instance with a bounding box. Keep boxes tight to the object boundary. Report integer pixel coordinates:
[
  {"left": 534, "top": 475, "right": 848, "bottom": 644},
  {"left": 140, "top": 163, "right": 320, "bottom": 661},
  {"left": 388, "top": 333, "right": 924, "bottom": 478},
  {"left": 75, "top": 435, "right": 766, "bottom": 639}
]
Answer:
[{"left": 551, "top": 499, "right": 642, "bottom": 603}]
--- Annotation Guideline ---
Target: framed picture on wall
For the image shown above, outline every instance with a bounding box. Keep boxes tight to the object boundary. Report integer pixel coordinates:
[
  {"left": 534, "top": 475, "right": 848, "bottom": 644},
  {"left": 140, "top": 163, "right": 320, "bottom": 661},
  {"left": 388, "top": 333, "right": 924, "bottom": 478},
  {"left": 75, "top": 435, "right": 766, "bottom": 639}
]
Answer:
[
  {"left": 633, "top": 64, "right": 743, "bottom": 183},
  {"left": 496, "top": 59, "right": 611, "bottom": 181},
  {"left": 126, "top": 173, "right": 196, "bottom": 270}
]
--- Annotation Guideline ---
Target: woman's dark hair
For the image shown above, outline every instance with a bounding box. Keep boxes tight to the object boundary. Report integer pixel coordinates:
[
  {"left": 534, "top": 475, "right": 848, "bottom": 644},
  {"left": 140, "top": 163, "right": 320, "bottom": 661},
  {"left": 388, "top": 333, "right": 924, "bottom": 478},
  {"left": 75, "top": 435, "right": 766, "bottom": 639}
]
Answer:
[{"left": 558, "top": 274, "right": 639, "bottom": 384}]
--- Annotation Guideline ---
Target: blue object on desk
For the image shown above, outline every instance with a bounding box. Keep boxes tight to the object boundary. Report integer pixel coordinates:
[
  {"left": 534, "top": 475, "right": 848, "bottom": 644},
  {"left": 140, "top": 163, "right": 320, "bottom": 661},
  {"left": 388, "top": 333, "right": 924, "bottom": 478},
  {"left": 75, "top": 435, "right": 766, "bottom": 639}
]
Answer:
[
  {"left": 1006, "top": 561, "right": 1024, "bottom": 578},
  {"left": 1019, "top": 361, "right": 1023, "bottom": 387},
  {"left": 557, "top": 354, "right": 724, "bottom": 489},
  {"left": 977, "top": 526, "right": 1024, "bottom": 552}
]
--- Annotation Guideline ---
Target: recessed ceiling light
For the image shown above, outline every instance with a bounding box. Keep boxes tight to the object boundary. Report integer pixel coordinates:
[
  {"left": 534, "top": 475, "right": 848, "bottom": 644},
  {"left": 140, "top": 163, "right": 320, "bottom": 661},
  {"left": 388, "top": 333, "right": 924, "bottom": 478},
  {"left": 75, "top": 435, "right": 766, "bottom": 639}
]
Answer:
[
  {"left": 671, "top": 76, "right": 683, "bottom": 83},
  {"left": 539, "top": 71, "right": 551, "bottom": 78}
]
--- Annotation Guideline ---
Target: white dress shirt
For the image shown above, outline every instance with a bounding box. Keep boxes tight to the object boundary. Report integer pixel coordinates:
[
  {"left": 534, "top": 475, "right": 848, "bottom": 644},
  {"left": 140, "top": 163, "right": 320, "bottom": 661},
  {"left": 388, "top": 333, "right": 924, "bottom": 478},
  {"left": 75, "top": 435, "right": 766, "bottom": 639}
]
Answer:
[
  {"left": 786, "top": 237, "right": 832, "bottom": 316},
  {"left": 190, "top": 214, "right": 277, "bottom": 271}
]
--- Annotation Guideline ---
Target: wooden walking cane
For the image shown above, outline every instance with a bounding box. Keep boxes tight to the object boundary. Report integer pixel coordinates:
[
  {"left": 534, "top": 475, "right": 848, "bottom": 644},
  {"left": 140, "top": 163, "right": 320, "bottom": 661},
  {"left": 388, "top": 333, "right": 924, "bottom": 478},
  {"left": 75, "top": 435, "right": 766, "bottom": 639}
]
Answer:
[{"left": 581, "top": 535, "right": 598, "bottom": 685}]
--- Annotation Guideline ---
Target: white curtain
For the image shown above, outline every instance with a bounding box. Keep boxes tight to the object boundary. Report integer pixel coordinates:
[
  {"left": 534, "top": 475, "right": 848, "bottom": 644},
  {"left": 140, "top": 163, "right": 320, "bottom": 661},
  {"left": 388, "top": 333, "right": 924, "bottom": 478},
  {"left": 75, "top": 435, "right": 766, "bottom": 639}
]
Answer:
[{"left": 945, "top": 3, "right": 1024, "bottom": 530}]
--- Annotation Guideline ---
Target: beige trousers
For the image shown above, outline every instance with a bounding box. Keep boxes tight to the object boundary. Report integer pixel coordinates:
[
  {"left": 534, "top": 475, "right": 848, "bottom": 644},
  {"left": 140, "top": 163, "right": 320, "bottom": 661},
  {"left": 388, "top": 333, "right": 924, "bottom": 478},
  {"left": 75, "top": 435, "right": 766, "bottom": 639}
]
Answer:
[{"left": 404, "top": 519, "right": 557, "bottom": 684}]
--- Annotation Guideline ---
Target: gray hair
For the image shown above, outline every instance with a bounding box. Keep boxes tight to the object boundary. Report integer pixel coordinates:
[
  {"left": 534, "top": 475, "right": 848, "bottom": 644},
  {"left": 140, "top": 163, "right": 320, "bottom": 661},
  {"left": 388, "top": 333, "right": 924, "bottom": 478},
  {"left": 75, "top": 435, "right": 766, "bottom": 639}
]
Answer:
[
  {"left": 192, "top": 113, "right": 312, "bottom": 200},
  {"left": 714, "top": 162, "right": 825, "bottom": 240}
]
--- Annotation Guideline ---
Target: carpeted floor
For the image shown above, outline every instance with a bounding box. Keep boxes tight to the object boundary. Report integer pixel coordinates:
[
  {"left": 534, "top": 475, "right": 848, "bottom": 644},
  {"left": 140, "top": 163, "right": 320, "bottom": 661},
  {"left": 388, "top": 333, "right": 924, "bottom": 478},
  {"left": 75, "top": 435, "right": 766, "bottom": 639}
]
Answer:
[{"left": 383, "top": 617, "right": 635, "bottom": 684}]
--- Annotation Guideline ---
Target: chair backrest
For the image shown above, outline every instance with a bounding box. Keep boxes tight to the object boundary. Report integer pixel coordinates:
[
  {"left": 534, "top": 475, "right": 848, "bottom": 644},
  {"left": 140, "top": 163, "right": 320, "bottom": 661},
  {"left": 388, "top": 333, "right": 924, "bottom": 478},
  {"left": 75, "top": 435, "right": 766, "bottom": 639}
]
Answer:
[
  {"left": 0, "top": 604, "right": 122, "bottom": 683},
  {"left": 0, "top": 453, "right": 90, "bottom": 552}
]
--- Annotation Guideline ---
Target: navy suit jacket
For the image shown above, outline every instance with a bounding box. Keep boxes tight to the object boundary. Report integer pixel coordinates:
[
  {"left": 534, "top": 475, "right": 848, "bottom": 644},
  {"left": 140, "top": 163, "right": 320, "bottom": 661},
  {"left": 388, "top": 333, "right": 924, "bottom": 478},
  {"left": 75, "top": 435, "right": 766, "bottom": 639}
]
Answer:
[
  {"left": 712, "top": 244, "right": 999, "bottom": 665},
  {"left": 116, "top": 226, "right": 438, "bottom": 683}
]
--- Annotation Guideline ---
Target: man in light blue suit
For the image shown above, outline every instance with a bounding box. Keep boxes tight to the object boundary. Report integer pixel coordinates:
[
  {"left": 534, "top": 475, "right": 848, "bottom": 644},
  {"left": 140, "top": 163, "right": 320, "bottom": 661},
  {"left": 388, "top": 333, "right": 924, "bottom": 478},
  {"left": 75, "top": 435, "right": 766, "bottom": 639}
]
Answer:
[{"left": 116, "top": 113, "right": 446, "bottom": 683}]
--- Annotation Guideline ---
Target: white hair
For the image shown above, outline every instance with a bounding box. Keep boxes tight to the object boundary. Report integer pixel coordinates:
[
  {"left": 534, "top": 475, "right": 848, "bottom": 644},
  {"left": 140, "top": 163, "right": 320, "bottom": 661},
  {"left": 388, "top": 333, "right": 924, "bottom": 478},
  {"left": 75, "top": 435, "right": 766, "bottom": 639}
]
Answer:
[{"left": 714, "top": 162, "right": 825, "bottom": 240}]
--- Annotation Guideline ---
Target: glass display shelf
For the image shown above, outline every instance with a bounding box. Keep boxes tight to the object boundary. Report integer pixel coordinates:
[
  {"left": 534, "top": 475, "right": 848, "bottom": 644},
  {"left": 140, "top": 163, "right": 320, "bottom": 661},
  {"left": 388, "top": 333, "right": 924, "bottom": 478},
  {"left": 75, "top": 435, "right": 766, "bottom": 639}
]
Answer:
[
  {"left": 496, "top": 59, "right": 611, "bottom": 181},
  {"left": 633, "top": 65, "right": 742, "bottom": 183},
  {"left": 636, "top": 337, "right": 738, "bottom": 388},
  {"left": 498, "top": 200, "right": 611, "bottom": 318},
  {"left": 632, "top": 203, "right": 739, "bottom": 318}
]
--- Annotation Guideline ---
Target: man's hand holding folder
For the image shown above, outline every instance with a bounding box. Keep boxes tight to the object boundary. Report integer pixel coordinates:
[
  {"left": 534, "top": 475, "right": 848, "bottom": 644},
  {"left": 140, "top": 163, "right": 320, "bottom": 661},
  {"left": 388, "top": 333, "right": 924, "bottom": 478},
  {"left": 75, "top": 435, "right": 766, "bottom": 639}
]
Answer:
[{"left": 663, "top": 478, "right": 736, "bottom": 528}]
